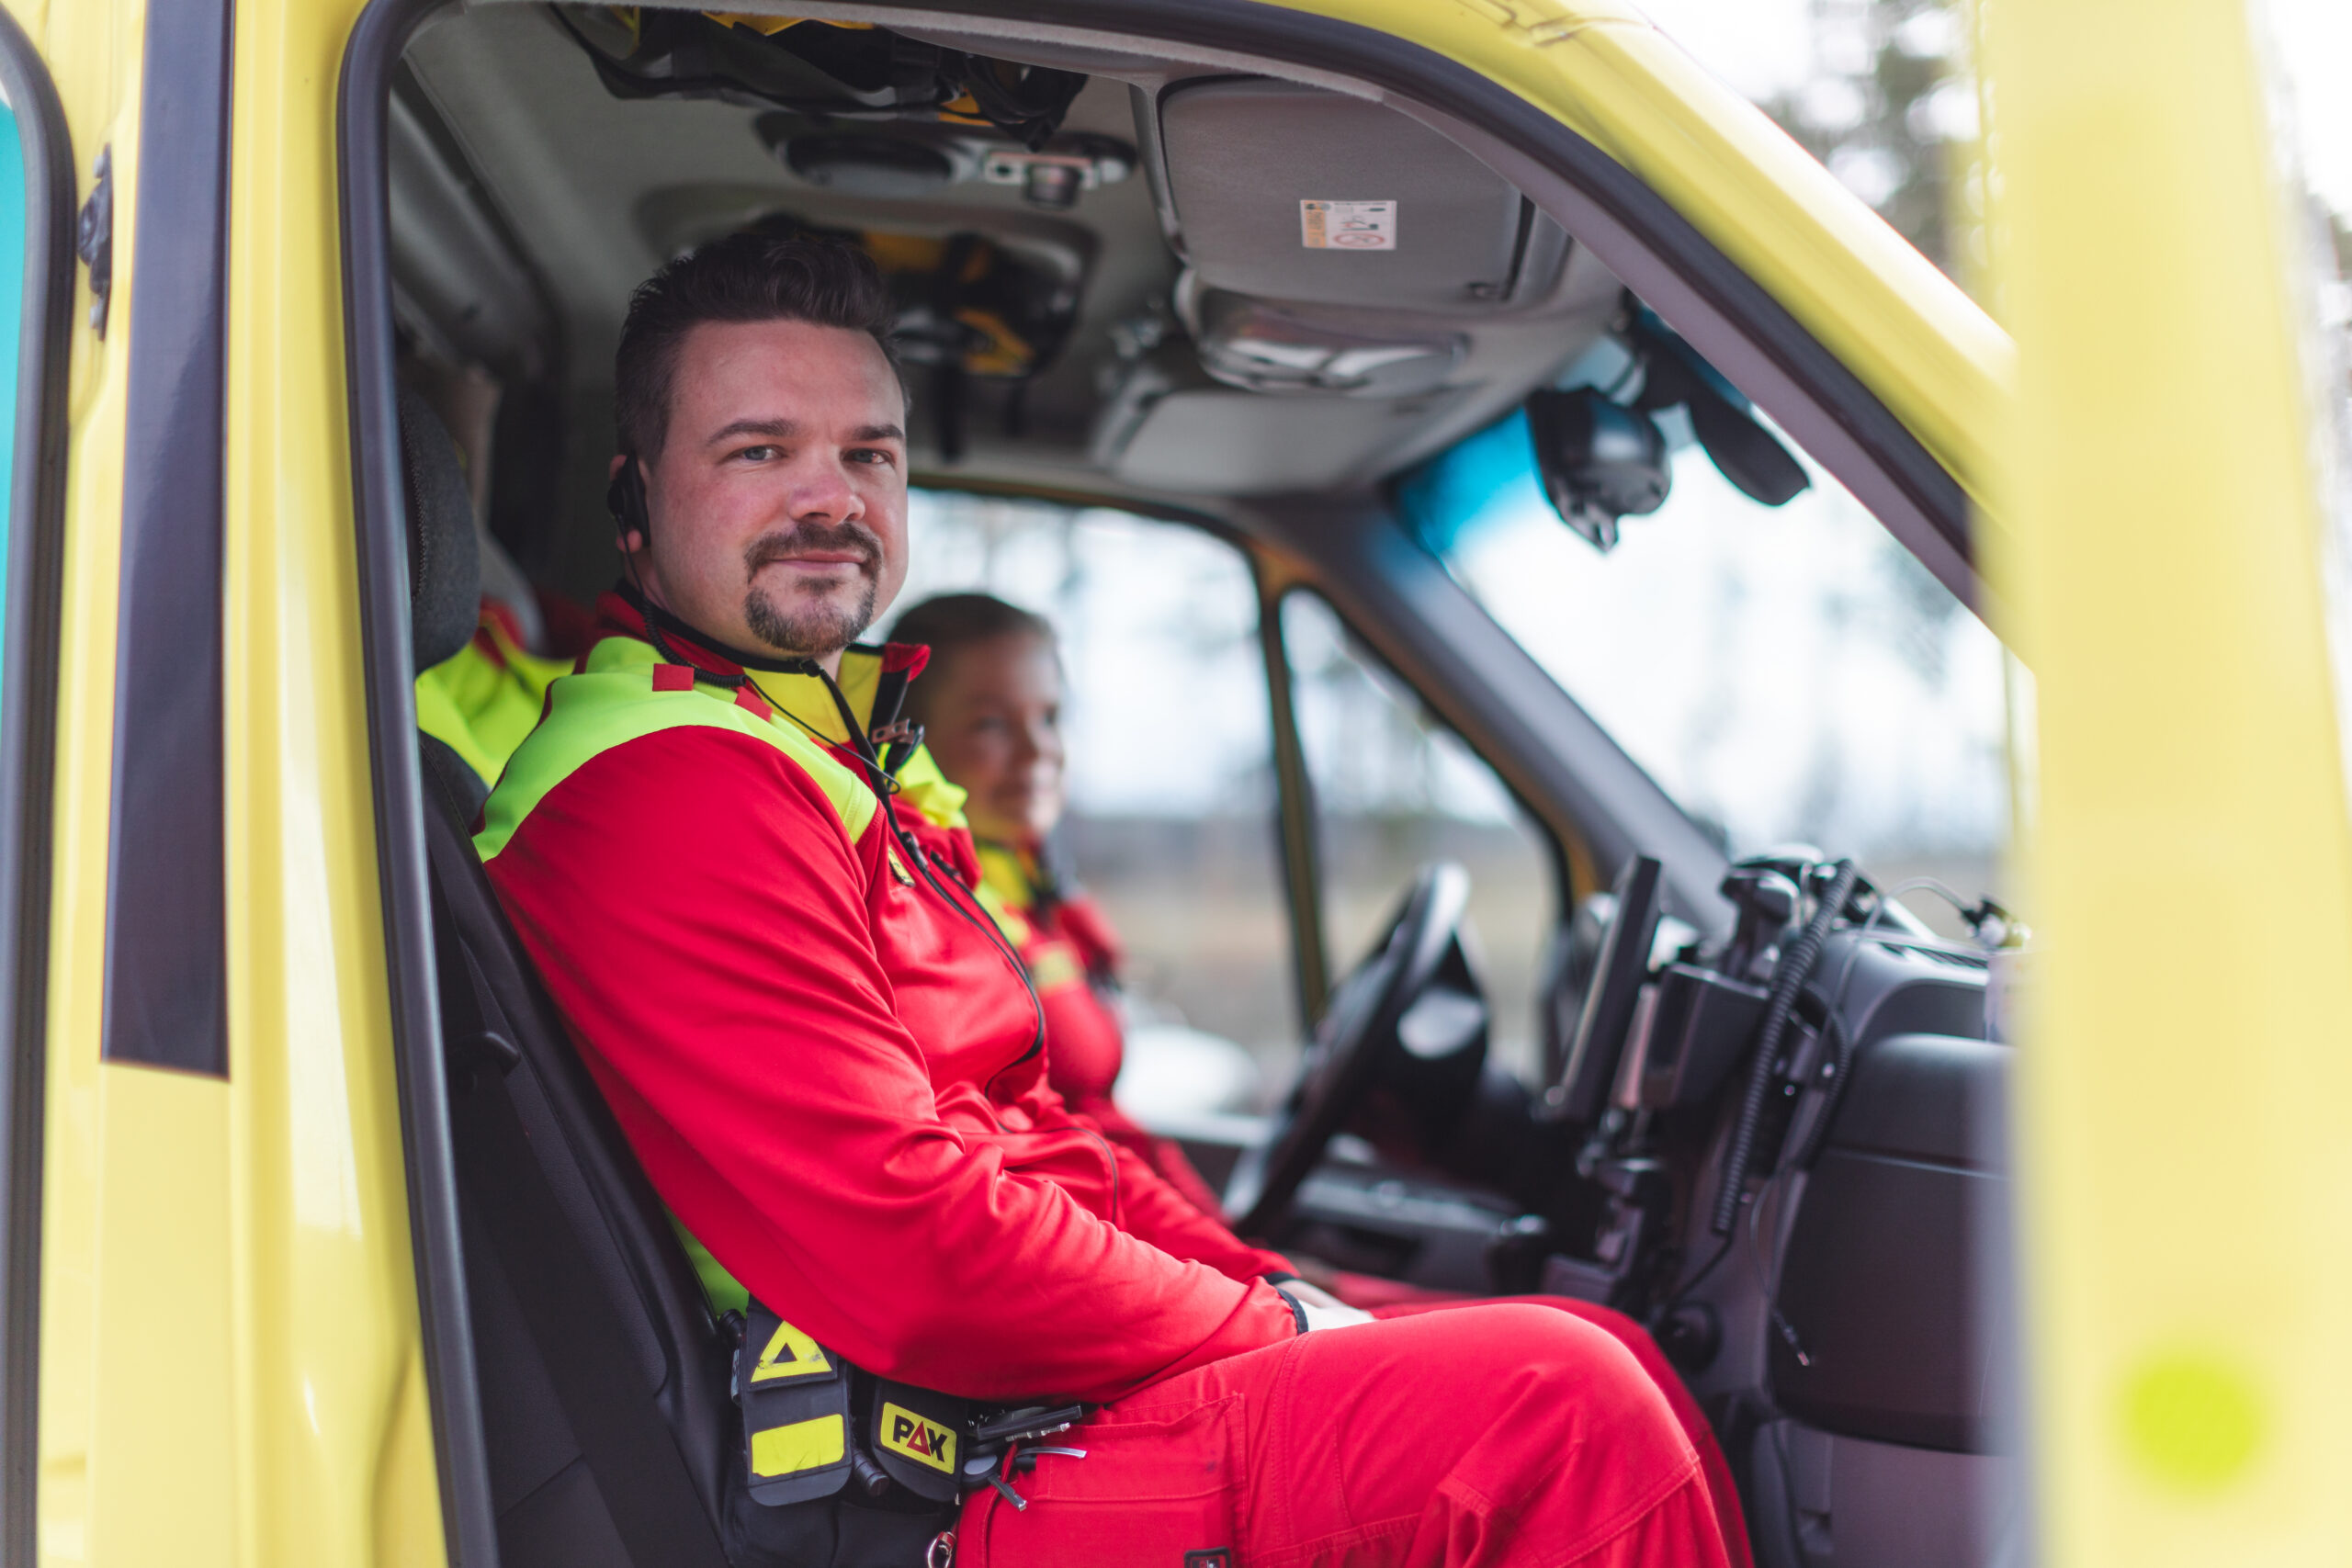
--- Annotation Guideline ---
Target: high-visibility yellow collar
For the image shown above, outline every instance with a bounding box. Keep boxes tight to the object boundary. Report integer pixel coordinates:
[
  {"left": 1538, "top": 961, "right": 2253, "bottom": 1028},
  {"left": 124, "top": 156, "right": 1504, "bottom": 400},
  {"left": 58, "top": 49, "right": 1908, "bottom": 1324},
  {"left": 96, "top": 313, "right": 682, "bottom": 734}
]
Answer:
[
  {"left": 594, "top": 585, "right": 912, "bottom": 744},
  {"left": 974, "top": 837, "right": 1043, "bottom": 908}
]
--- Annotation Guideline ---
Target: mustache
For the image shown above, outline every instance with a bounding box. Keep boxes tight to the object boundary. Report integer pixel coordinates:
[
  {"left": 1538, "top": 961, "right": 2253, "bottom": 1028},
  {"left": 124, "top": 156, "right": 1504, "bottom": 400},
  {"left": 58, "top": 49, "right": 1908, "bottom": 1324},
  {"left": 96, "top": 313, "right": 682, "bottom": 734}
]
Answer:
[{"left": 744, "top": 521, "right": 882, "bottom": 578}]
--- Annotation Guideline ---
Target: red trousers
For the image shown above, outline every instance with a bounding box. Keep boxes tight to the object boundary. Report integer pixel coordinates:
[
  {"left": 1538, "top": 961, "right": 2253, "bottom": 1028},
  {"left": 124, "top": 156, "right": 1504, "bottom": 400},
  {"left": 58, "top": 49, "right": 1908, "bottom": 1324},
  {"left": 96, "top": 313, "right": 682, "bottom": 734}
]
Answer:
[
  {"left": 1333, "top": 1285, "right": 1752, "bottom": 1568},
  {"left": 957, "top": 1300, "right": 1735, "bottom": 1568}
]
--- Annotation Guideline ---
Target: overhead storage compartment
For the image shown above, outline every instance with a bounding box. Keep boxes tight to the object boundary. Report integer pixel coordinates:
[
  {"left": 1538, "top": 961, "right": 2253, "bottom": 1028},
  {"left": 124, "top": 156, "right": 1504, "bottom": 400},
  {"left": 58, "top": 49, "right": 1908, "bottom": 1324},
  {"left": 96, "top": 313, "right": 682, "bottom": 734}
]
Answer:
[{"left": 1152, "top": 77, "right": 1569, "bottom": 314}]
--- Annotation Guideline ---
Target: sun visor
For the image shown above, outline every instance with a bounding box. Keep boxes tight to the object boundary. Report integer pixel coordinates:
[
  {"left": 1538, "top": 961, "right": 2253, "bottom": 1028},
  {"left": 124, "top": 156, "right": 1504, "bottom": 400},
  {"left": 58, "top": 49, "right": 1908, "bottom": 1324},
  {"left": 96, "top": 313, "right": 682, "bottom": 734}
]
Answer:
[{"left": 1154, "top": 78, "right": 1567, "bottom": 314}]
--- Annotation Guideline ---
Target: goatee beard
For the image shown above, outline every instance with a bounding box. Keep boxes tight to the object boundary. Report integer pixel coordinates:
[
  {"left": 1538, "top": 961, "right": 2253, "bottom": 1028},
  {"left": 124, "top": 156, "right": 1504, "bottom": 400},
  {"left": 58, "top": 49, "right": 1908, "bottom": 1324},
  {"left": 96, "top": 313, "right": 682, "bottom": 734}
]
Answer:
[
  {"left": 744, "top": 577, "right": 878, "bottom": 659},
  {"left": 741, "top": 519, "right": 883, "bottom": 658}
]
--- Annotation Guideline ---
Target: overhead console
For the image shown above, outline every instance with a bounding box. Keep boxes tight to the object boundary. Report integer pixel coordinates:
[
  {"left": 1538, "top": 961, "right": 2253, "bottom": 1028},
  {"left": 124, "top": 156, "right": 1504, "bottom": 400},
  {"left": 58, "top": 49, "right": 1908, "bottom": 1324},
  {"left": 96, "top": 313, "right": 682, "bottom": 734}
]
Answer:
[
  {"left": 1155, "top": 77, "right": 1570, "bottom": 314},
  {"left": 1096, "top": 76, "right": 1617, "bottom": 493}
]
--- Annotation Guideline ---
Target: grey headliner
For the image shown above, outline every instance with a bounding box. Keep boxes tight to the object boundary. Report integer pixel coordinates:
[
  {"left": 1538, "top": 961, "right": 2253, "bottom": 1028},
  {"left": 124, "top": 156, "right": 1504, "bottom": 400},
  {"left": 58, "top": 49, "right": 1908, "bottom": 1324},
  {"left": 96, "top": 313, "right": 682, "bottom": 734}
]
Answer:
[
  {"left": 398, "top": 3, "right": 1627, "bottom": 512},
  {"left": 379, "top": 0, "right": 1994, "bottom": 919}
]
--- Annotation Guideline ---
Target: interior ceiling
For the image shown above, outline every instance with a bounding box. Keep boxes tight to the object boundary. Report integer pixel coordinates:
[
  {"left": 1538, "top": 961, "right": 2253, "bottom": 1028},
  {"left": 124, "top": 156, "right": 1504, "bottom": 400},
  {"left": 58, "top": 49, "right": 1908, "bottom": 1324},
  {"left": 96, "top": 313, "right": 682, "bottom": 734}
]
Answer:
[{"left": 397, "top": 3, "right": 1629, "bottom": 513}]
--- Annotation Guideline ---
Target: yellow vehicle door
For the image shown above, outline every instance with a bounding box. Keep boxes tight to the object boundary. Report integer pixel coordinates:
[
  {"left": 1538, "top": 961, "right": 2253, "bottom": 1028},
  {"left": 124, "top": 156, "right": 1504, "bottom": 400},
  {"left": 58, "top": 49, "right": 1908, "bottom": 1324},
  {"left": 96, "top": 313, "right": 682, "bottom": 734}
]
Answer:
[
  {"left": 1982, "top": 0, "right": 2352, "bottom": 1563},
  {"left": 23, "top": 0, "right": 2025, "bottom": 1562},
  {"left": 6, "top": 2, "right": 447, "bottom": 1566},
  {"left": 25, "top": 1, "right": 2343, "bottom": 1565}
]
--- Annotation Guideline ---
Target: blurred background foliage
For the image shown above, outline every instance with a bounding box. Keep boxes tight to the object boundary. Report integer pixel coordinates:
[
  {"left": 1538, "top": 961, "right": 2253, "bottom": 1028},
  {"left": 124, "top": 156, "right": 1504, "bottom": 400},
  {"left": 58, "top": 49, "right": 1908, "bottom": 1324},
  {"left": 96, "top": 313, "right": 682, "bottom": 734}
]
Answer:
[
  {"left": 1747, "top": 0, "right": 2351, "bottom": 300},
  {"left": 1759, "top": 0, "right": 1974, "bottom": 278}
]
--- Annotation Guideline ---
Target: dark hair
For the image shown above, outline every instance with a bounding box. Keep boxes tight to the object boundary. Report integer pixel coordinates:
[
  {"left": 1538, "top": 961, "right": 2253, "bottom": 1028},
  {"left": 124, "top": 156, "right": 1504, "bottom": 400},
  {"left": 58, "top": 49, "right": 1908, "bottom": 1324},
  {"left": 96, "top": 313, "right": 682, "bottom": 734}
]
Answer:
[
  {"left": 613, "top": 231, "right": 902, "bottom": 460},
  {"left": 889, "top": 593, "right": 1057, "bottom": 724}
]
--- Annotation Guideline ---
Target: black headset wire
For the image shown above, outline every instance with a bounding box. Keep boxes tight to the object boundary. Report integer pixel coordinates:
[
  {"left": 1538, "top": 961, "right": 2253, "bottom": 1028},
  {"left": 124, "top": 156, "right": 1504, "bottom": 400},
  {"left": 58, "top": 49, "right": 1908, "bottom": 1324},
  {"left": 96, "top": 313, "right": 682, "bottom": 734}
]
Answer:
[
  {"left": 605, "top": 465, "right": 1086, "bottom": 1193},
  {"left": 797, "top": 673, "right": 1053, "bottom": 1085},
  {"left": 773, "top": 660, "right": 1114, "bottom": 1218},
  {"left": 783, "top": 647, "right": 1134, "bottom": 1224}
]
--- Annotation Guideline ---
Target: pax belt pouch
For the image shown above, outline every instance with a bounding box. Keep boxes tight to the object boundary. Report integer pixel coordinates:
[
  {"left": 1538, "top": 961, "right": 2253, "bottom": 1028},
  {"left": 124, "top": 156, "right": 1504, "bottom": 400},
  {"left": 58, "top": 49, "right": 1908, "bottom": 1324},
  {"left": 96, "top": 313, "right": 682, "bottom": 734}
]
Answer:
[
  {"left": 737, "top": 1301, "right": 854, "bottom": 1506},
  {"left": 870, "top": 1380, "right": 969, "bottom": 1505}
]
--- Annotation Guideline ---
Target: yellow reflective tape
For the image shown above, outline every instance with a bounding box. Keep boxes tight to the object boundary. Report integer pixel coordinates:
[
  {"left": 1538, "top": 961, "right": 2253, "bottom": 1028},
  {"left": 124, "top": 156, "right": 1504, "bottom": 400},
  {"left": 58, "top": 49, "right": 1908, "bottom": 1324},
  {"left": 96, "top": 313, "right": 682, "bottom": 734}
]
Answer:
[
  {"left": 477, "top": 635, "right": 881, "bottom": 865},
  {"left": 751, "top": 1415, "right": 845, "bottom": 1478},
  {"left": 877, "top": 1402, "right": 957, "bottom": 1473},
  {"left": 752, "top": 1318, "right": 831, "bottom": 1383}
]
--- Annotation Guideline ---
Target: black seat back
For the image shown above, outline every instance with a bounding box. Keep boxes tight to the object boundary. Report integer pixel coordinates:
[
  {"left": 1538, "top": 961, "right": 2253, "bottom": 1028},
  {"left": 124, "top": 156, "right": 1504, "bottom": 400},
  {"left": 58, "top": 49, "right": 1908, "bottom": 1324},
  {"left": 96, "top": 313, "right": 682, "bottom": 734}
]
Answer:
[
  {"left": 401, "top": 383, "right": 481, "bottom": 674},
  {"left": 424, "top": 770, "right": 735, "bottom": 1565},
  {"left": 400, "top": 388, "right": 733, "bottom": 1567}
]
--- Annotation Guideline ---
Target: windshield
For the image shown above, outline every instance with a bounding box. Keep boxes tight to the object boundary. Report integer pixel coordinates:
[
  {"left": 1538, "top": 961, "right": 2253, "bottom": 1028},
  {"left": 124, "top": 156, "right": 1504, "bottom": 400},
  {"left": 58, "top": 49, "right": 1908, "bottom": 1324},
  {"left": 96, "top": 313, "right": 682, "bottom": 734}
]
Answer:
[{"left": 1416, "top": 411, "right": 2012, "bottom": 919}]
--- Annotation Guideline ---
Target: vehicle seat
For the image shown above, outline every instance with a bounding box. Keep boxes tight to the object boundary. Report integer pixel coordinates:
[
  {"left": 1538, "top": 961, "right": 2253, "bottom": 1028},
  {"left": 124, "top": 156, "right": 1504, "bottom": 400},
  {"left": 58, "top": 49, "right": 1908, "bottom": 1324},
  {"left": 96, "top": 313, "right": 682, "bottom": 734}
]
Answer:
[
  {"left": 399, "top": 386, "right": 736, "bottom": 1568},
  {"left": 401, "top": 383, "right": 490, "bottom": 818}
]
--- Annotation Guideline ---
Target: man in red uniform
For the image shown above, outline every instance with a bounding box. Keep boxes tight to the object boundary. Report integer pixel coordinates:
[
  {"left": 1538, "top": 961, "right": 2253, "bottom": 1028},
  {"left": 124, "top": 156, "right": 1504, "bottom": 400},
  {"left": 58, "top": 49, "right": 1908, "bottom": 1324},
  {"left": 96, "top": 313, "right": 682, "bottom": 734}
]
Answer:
[{"left": 476, "top": 232, "right": 1733, "bottom": 1567}]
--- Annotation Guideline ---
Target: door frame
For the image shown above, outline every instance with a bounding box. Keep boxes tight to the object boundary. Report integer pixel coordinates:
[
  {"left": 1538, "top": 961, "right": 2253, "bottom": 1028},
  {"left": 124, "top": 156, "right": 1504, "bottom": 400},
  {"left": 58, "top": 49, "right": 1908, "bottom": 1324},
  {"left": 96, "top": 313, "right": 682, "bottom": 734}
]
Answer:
[
  {"left": 0, "top": 16, "right": 77, "bottom": 1567},
  {"left": 338, "top": 3, "right": 1993, "bottom": 1559}
]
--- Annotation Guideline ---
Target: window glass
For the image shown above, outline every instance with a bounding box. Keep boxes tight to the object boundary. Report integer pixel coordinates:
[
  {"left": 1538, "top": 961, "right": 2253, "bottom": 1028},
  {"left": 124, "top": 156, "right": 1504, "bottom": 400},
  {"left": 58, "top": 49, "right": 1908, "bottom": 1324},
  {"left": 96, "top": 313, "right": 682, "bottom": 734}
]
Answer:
[
  {"left": 897, "top": 491, "right": 1290, "bottom": 1105},
  {"left": 1279, "top": 591, "right": 1555, "bottom": 1082},
  {"left": 1428, "top": 413, "right": 2011, "bottom": 932}
]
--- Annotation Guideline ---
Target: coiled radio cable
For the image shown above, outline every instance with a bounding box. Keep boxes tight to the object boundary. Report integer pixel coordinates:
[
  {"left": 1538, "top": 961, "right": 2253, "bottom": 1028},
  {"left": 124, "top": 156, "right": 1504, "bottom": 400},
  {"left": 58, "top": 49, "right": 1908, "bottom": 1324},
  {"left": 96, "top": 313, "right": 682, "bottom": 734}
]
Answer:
[{"left": 1707, "top": 859, "right": 1860, "bottom": 1235}]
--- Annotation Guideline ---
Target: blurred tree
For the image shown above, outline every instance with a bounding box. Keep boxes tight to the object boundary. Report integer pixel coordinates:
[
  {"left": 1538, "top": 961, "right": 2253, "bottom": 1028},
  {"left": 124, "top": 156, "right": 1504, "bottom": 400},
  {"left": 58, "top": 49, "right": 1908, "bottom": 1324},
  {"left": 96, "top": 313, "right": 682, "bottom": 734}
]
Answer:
[{"left": 1766, "top": 0, "right": 1973, "bottom": 276}]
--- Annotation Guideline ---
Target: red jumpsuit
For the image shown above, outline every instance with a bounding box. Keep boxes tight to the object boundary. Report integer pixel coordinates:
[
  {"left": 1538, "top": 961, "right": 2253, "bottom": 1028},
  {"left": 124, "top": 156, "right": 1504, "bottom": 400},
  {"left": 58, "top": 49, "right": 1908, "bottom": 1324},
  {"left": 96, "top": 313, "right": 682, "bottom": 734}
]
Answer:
[{"left": 477, "top": 595, "right": 1733, "bottom": 1568}]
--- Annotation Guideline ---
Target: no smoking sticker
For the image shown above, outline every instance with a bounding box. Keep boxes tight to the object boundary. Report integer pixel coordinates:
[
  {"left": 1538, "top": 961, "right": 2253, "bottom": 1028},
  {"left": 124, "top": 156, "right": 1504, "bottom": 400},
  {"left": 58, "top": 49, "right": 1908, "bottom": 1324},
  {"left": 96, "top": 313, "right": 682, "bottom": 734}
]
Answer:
[{"left": 1300, "top": 199, "right": 1396, "bottom": 250}]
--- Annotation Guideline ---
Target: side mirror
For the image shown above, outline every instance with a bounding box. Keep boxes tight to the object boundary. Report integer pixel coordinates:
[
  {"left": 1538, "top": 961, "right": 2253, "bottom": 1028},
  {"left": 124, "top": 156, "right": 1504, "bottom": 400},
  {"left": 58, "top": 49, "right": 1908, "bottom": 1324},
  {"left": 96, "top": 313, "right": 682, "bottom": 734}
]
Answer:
[
  {"left": 1525, "top": 388, "right": 1671, "bottom": 552},
  {"left": 1687, "top": 386, "right": 1809, "bottom": 506}
]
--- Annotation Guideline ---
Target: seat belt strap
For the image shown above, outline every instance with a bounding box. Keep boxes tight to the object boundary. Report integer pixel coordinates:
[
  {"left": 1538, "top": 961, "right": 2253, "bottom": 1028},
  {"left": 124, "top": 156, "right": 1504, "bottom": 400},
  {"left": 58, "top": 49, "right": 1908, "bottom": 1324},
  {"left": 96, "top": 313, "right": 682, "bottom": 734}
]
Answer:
[{"left": 434, "top": 871, "right": 730, "bottom": 1568}]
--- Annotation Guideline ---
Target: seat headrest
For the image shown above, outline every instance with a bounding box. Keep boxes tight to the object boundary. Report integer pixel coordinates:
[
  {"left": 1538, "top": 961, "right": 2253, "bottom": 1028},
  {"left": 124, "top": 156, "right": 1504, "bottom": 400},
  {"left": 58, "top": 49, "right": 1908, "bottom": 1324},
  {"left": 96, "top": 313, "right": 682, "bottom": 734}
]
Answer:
[{"left": 400, "top": 384, "right": 481, "bottom": 673}]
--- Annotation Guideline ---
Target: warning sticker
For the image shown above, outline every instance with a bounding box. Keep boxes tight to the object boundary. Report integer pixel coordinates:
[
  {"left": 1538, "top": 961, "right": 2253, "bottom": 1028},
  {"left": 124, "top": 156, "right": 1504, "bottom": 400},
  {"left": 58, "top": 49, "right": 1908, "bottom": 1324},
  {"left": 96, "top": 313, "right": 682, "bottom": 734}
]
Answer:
[
  {"left": 1300, "top": 199, "right": 1396, "bottom": 251},
  {"left": 878, "top": 1402, "right": 958, "bottom": 1473}
]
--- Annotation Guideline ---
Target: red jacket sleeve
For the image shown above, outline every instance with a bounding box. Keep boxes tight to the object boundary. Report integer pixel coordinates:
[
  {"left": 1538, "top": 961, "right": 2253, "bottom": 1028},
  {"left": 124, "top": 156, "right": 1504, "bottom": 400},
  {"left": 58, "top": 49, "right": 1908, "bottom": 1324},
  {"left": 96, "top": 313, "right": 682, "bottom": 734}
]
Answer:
[
  {"left": 997, "top": 1071, "right": 1292, "bottom": 1280},
  {"left": 484, "top": 726, "right": 1296, "bottom": 1403}
]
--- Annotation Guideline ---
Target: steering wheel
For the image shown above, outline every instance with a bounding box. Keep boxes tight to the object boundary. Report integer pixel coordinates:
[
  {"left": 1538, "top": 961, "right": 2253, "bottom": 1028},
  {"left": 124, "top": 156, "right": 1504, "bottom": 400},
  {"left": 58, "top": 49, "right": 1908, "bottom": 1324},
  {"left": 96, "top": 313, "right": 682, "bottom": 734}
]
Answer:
[{"left": 1227, "top": 861, "right": 1478, "bottom": 1238}]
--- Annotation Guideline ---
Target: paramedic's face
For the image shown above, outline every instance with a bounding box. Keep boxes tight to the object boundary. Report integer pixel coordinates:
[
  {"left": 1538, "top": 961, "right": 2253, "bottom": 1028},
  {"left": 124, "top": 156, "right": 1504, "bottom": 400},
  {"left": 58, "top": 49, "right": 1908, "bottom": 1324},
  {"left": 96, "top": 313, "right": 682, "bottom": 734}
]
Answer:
[
  {"left": 623, "top": 318, "right": 908, "bottom": 668},
  {"left": 921, "top": 632, "right": 1067, "bottom": 845}
]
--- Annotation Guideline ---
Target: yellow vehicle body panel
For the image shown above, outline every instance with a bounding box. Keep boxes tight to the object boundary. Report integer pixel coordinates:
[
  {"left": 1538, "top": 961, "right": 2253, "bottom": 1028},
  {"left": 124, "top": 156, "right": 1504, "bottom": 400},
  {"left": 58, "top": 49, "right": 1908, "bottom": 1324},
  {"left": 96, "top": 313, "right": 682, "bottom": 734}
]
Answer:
[
  {"left": 1262, "top": 0, "right": 2010, "bottom": 533},
  {"left": 17, "top": 6, "right": 220, "bottom": 1565},
  {"left": 1981, "top": 0, "right": 2352, "bottom": 1563},
  {"left": 7, "top": 0, "right": 444, "bottom": 1564},
  {"left": 9, "top": 0, "right": 2338, "bottom": 1563},
  {"left": 219, "top": 0, "right": 447, "bottom": 1560}
]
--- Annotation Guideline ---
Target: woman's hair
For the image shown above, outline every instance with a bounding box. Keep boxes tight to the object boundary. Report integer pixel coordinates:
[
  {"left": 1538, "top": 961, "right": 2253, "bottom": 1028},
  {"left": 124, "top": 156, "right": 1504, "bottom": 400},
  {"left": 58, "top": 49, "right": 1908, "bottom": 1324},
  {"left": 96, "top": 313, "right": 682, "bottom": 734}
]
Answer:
[{"left": 888, "top": 592, "right": 1057, "bottom": 726}]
